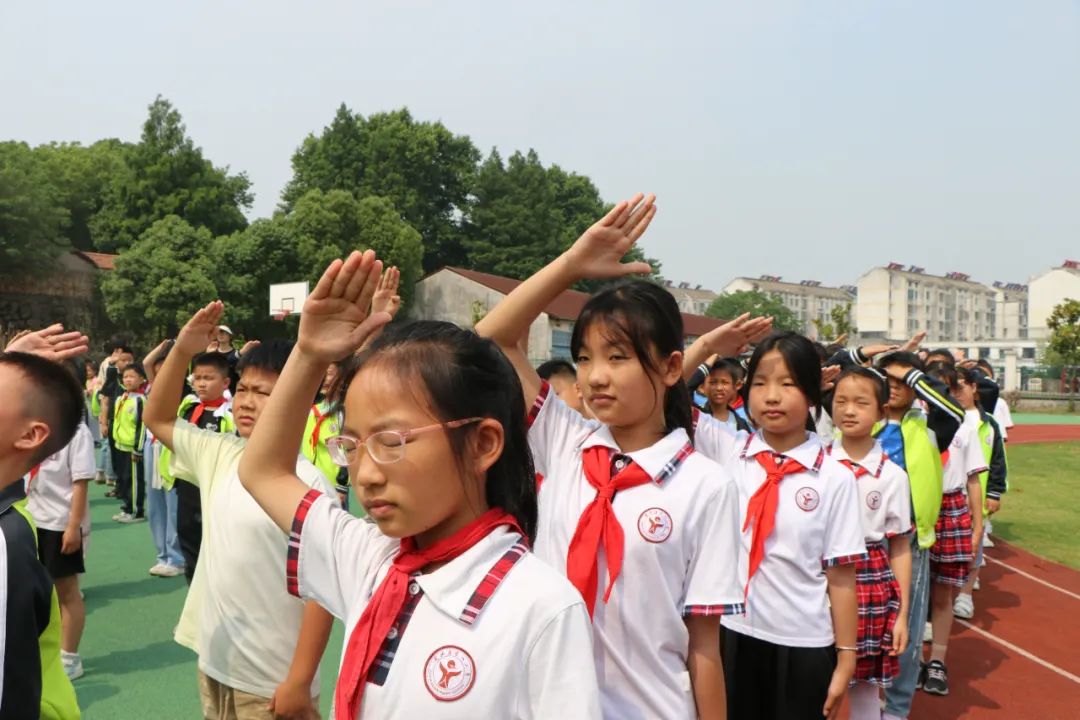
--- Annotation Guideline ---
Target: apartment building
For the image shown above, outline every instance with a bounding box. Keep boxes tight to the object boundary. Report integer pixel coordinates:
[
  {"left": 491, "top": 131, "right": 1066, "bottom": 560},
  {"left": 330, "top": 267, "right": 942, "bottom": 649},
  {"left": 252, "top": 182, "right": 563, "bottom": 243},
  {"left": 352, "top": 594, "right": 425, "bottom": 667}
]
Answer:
[
  {"left": 855, "top": 264, "right": 997, "bottom": 343},
  {"left": 664, "top": 281, "right": 718, "bottom": 316},
  {"left": 992, "top": 281, "right": 1029, "bottom": 340},
  {"left": 722, "top": 276, "right": 855, "bottom": 338},
  {"left": 1028, "top": 260, "right": 1080, "bottom": 340}
]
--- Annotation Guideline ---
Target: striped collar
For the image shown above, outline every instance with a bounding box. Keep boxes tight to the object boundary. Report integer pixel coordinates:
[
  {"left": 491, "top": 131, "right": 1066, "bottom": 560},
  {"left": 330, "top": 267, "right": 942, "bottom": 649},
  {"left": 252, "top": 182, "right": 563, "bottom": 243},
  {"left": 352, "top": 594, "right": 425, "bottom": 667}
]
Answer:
[
  {"left": 825, "top": 440, "right": 888, "bottom": 479},
  {"left": 414, "top": 526, "right": 529, "bottom": 627},
  {"left": 740, "top": 431, "right": 825, "bottom": 472},
  {"left": 579, "top": 426, "right": 694, "bottom": 486}
]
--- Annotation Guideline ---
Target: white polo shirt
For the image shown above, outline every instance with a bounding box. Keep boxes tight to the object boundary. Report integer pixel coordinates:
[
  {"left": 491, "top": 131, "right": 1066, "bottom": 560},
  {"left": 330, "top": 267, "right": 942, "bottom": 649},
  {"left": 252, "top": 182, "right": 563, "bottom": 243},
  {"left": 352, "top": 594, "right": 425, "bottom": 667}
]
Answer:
[
  {"left": 943, "top": 412, "right": 989, "bottom": 494},
  {"left": 694, "top": 418, "right": 867, "bottom": 647},
  {"left": 825, "top": 441, "right": 913, "bottom": 544},
  {"left": 26, "top": 423, "right": 95, "bottom": 533},
  {"left": 170, "top": 420, "right": 337, "bottom": 698},
  {"left": 528, "top": 383, "right": 743, "bottom": 720},
  {"left": 992, "top": 398, "right": 1013, "bottom": 440},
  {"left": 289, "top": 491, "right": 601, "bottom": 719}
]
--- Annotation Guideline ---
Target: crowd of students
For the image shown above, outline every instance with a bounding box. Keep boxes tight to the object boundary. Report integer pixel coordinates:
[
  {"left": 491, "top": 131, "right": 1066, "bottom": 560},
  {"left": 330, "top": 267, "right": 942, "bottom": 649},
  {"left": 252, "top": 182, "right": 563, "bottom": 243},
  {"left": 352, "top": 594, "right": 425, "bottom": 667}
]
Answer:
[{"left": 1, "top": 193, "right": 1015, "bottom": 720}]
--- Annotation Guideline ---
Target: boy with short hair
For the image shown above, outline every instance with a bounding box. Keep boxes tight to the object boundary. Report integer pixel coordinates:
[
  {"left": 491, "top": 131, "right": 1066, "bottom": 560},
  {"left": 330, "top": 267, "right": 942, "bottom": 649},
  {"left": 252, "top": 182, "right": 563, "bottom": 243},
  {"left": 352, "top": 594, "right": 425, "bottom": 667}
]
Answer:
[
  {"left": 111, "top": 363, "right": 148, "bottom": 523},
  {"left": 162, "top": 351, "right": 234, "bottom": 582},
  {"left": 536, "top": 358, "right": 585, "bottom": 414},
  {"left": 1, "top": 325, "right": 88, "bottom": 719},
  {"left": 98, "top": 343, "right": 135, "bottom": 493},
  {"left": 145, "top": 305, "right": 335, "bottom": 720}
]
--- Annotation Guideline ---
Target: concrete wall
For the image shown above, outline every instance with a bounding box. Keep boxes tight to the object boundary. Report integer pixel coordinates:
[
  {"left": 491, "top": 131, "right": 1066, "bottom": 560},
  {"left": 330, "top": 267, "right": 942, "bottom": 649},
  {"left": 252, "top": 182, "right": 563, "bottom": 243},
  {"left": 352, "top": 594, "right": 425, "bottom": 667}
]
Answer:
[
  {"left": 1028, "top": 268, "right": 1080, "bottom": 340},
  {"left": 0, "top": 253, "right": 111, "bottom": 346}
]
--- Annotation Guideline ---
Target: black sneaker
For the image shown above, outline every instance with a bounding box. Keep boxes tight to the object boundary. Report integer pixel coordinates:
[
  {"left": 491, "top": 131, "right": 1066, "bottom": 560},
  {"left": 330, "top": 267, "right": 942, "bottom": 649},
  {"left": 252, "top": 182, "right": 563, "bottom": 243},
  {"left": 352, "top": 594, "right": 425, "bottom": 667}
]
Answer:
[
  {"left": 916, "top": 661, "right": 928, "bottom": 689},
  {"left": 923, "top": 660, "right": 949, "bottom": 695}
]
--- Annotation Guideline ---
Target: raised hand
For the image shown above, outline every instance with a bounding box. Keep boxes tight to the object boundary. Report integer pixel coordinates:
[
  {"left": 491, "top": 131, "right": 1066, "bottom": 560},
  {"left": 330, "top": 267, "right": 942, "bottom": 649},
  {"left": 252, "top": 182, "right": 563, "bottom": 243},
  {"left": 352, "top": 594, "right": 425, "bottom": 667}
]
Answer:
[
  {"left": 900, "top": 331, "right": 926, "bottom": 353},
  {"left": 563, "top": 193, "right": 657, "bottom": 281},
  {"left": 861, "top": 344, "right": 899, "bottom": 360},
  {"left": 176, "top": 302, "right": 225, "bottom": 356},
  {"left": 372, "top": 266, "right": 402, "bottom": 319},
  {"left": 5, "top": 324, "right": 89, "bottom": 362},
  {"left": 821, "top": 365, "right": 842, "bottom": 392},
  {"left": 239, "top": 340, "right": 262, "bottom": 357},
  {"left": 298, "top": 250, "right": 391, "bottom": 363},
  {"left": 704, "top": 313, "right": 774, "bottom": 358}
]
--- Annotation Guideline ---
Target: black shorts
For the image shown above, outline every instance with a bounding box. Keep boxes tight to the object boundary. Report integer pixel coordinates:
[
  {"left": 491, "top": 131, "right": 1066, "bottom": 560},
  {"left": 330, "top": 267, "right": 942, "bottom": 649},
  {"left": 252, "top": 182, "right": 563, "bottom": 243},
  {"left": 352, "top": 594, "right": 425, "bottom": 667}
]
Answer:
[{"left": 37, "top": 528, "right": 85, "bottom": 579}]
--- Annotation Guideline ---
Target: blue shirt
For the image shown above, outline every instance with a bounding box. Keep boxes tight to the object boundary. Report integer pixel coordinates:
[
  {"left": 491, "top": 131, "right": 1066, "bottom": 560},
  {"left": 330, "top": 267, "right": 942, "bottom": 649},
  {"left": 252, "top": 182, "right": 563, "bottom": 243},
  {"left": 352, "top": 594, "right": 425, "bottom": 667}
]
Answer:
[{"left": 877, "top": 420, "right": 906, "bottom": 471}]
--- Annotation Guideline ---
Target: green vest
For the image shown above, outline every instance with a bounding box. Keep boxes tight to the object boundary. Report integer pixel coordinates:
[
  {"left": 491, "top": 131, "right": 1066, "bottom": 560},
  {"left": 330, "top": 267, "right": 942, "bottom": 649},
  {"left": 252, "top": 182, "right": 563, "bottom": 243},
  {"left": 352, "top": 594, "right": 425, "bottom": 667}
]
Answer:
[
  {"left": 975, "top": 418, "right": 1001, "bottom": 516},
  {"left": 12, "top": 501, "right": 81, "bottom": 720},
  {"left": 302, "top": 402, "right": 341, "bottom": 487},
  {"left": 876, "top": 409, "right": 944, "bottom": 550},
  {"left": 158, "top": 396, "right": 236, "bottom": 491}
]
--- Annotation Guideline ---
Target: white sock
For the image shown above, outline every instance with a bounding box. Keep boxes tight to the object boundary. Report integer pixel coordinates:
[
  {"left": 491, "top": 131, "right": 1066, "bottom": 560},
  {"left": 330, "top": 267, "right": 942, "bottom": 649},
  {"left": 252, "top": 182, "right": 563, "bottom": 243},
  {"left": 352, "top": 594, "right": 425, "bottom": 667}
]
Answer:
[
  {"left": 61, "top": 650, "right": 79, "bottom": 660},
  {"left": 848, "top": 683, "right": 882, "bottom": 720}
]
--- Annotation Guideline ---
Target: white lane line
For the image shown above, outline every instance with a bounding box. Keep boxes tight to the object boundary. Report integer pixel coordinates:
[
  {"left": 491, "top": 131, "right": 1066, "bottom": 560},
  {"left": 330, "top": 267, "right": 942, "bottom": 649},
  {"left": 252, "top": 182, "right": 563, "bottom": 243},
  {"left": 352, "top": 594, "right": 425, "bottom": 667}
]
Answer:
[
  {"left": 987, "top": 557, "right": 1080, "bottom": 601},
  {"left": 956, "top": 619, "right": 1080, "bottom": 685}
]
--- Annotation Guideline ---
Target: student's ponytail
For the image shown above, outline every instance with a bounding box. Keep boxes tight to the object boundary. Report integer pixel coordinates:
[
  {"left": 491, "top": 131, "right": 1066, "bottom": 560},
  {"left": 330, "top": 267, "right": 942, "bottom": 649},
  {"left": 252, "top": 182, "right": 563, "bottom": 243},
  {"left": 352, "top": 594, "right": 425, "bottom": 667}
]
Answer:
[{"left": 570, "top": 281, "right": 695, "bottom": 440}]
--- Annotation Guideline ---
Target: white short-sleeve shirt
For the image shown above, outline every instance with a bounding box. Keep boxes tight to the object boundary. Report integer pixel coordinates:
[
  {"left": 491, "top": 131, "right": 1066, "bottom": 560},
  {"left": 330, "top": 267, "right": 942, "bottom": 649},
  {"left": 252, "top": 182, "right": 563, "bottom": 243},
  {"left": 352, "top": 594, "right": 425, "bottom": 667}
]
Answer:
[
  {"left": 290, "top": 491, "right": 601, "bottom": 719},
  {"left": 26, "top": 423, "right": 95, "bottom": 533},
  {"left": 528, "top": 383, "right": 743, "bottom": 720},
  {"left": 942, "top": 413, "right": 989, "bottom": 494},
  {"left": 826, "top": 441, "right": 913, "bottom": 544},
  {"left": 992, "top": 398, "right": 1013, "bottom": 440},
  {"left": 170, "top": 420, "right": 337, "bottom": 698},
  {"left": 697, "top": 423, "right": 867, "bottom": 647}
]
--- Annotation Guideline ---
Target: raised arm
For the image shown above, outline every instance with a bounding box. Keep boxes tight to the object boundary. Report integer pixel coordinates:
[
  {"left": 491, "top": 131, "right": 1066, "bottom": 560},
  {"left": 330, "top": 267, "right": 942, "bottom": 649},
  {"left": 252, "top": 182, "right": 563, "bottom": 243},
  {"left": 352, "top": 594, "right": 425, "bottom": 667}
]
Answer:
[
  {"left": 142, "top": 339, "right": 170, "bottom": 386},
  {"left": 238, "top": 250, "right": 390, "bottom": 533},
  {"left": 682, "top": 314, "right": 773, "bottom": 382},
  {"left": 144, "top": 303, "right": 223, "bottom": 450},
  {"left": 4, "top": 324, "right": 89, "bottom": 361},
  {"left": 358, "top": 266, "right": 402, "bottom": 354},
  {"left": 475, "top": 193, "right": 657, "bottom": 407}
]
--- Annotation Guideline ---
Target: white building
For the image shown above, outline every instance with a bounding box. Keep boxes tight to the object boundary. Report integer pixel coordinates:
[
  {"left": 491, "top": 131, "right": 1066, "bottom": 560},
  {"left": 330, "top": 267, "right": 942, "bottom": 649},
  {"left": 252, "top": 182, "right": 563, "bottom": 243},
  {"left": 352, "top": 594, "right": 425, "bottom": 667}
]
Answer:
[
  {"left": 1028, "top": 260, "right": 1080, "bottom": 340},
  {"left": 721, "top": 276, "right": 855, "bottom": 338},
  {"left": 855, "top": 264, "right": 997, "bottom": 343},
  {"left": 412, "top": 267, "right": 725, "bottom": 366},
  {"left": 991, "top": 281, "right": 1029, "bottom": 340},
  {"left": 664, "top": 281, "right": 718, "bottom": 316}
]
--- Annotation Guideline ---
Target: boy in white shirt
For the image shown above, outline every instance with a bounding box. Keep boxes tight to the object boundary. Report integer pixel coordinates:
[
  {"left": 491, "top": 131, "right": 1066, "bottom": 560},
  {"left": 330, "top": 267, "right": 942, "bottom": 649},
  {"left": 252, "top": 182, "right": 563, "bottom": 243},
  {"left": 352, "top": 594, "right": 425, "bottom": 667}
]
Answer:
[{"left": 145, "top": 307, "right": 338, "bottom": 720}]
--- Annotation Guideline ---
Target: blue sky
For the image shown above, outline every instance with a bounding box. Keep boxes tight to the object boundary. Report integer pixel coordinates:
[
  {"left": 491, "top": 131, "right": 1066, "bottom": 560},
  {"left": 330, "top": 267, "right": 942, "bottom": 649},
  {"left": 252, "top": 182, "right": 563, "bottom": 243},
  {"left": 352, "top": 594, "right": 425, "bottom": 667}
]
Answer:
[{"left": 3, "top": 1, "right": 1078, "bottom": 289}]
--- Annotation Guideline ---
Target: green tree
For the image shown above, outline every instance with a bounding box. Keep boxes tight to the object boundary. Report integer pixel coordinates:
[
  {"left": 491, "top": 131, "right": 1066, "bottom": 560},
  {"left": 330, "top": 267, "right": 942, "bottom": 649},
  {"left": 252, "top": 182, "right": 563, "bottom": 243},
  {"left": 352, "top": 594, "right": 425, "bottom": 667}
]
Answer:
[
  {"left": 812, "top": 302, "right": 856, "bottom": 341},
  {"left": 101, "top": 215, "right": 218, "bottom": 340},
  {"left": 91, "top": 96, "right": 252, "bottom": 252},
  {"left": 0, "top": 141, "right": 70, "bottom": 274},
  {"left": 286, "top": 189, "right": 423, "bottom": 308},
  {"left": 463, "top": 148, "right": 660, "bottom": 289},
  {"left": 283, "top": 105, "right": 479, "bottom": 271},
  {"left": 706, "top": 289, "right": 801, "bottom": 331},
  {"left": 1047, "top": 298, "right": 1080, "bottom": 410}
]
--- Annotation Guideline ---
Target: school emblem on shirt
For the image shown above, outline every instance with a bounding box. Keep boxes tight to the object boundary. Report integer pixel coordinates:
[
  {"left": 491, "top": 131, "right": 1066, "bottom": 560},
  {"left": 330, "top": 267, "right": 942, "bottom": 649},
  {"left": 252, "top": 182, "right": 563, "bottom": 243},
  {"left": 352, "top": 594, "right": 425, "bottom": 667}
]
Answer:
[
  {"left": 795, "top": 487, "right": 820, "bottom": 512},
  {"left": 637, "top": 507, "right": 673, "bottom": 543},
  {"left": 423, "top": 645, "right": 476, "bottom": 702},
  {"left": 866, "top": 491, "right": 883, "bottom": 510}
]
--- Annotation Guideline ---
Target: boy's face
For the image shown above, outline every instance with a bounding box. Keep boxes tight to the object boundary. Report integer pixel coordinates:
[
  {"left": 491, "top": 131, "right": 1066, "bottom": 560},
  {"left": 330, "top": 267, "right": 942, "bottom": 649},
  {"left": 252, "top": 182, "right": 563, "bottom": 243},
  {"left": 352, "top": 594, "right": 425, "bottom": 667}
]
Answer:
[
  {"left": 232, "top": 367, "right": 278, "bottom": 439},
  {"left": 122, "top": 369, "right": 143, "bottom": 391},
  {"left": 192, "top": 365, "right": 229, "bottom": 403},
  {"left": 705, "top": 369, "right": 738, "bottom": 409},
  {"left": 549, "top": 373, "right": 584, "bottom": 414},
  {"left": 882, "top": 363, "right": 917, "bottom": 410},
  {"left": 114, "top": 352, "right": 134, "bottom": 371}
]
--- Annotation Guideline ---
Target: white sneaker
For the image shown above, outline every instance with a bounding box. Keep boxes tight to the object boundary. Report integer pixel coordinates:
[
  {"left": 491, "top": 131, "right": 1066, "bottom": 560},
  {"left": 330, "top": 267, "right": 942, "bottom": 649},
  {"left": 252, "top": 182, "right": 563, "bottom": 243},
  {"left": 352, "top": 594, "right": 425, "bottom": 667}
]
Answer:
[
  {"left": 923, "top": 621, "right": 933, "bottom": 643},
  {"left": 974, "top": 578, "right": 981, "bottom": 591},
  {"left": 112, "top": 512, "right": 130, "bottom": 522},
  {"left": 155, "top": 564, "right": 184, "bottom": 578},
  {"left": 116, "top": 513, "right": 145, "bottom": 524},
  {"left": 149, "top": 563, "right": 167, "bottom": 576},
  {"left": 983, "top": 535, "right": 996, "bottom": 548},
  {"left": 61, "top": 651, "right": 84, "bottom": 680},
  {"left": 954, "top": 593, "right": 975, "bottom": 619}
]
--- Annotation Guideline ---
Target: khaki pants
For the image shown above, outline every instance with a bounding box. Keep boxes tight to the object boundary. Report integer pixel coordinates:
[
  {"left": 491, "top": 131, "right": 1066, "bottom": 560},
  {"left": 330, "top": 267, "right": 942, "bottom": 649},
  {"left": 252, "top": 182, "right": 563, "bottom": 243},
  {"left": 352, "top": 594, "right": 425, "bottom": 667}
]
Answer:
[{"left": 198, "top": 670, "right": 321, "bottom": 720}]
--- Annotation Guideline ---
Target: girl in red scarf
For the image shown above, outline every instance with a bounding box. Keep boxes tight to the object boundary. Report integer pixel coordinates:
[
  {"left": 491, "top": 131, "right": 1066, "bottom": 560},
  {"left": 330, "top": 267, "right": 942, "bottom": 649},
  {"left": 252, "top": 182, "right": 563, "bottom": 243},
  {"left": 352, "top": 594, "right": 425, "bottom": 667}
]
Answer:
[
  {"left": 239, "top": 250, "right": 600, "bottom": 720},
  {"left": 476, "top": 194, "right": 744, "bottom": 719}
]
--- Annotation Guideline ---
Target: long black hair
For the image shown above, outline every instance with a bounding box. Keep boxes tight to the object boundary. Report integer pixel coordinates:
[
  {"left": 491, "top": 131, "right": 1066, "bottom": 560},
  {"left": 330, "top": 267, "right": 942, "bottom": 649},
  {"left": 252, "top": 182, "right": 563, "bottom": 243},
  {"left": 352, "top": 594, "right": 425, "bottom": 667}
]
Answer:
[
  {"left": 744, "top": 331, "right": 823, "bottom": 431},
  {"left": 570, "top": 280, "right": 694, "bottom": 439},
  {"left": 334, "top": 321, "right": 538, "bottom": 542}
]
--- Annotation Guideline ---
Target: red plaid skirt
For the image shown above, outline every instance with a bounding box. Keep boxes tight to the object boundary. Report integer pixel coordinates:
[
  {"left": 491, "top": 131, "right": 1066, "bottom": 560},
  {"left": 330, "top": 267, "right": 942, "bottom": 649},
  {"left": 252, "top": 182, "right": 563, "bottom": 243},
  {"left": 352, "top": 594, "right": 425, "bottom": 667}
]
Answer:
[
  {"left": 930, "top": 490, "right": 973, "bottom": 587},
  {"left": 853, "top": 541, "right": 901, "bottom": 686}
]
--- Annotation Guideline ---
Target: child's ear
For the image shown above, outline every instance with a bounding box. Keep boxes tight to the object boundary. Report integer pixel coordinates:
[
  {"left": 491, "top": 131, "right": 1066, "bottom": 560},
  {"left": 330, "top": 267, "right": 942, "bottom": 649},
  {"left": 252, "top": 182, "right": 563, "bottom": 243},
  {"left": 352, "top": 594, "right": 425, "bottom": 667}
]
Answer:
[
  {"left": 14, "top": 420, "right": 50, "bottom": 457},
  {"left": 469, "top": 419, "right": 504, "bottom": 477},
  {"left": 223, "top": 377, "right": 231, "bottom": 389},
  {"left": 662, "top": 351, "right": 684, "bottom": 388}
]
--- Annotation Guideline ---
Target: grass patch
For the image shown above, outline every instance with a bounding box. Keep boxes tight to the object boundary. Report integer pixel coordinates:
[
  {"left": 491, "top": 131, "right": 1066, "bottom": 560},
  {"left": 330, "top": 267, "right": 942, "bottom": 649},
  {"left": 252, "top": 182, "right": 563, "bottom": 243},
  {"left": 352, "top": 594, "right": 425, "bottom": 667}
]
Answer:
[{"left": 991, "top": 442, "right": 1080, "bottom": 569}]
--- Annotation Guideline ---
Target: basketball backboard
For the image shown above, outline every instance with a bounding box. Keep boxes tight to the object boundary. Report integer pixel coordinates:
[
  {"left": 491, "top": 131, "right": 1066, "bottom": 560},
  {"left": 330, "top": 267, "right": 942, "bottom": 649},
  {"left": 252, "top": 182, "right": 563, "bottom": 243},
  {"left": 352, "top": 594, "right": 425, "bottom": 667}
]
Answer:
[{"left": 269, "top": 281, "right": 309, "bottom": 316}]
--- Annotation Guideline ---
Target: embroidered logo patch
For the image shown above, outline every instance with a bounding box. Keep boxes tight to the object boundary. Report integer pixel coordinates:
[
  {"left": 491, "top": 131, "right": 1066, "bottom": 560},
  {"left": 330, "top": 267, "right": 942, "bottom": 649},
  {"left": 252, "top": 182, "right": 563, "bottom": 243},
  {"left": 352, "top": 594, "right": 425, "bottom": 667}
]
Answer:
[
  {"left": 795, "top": 487, "right": 820, "bottom": 512},
  {"left": 638, "top": 507, "right": 674, "bottom": 543},
  {"left": 424, "top": 646, "right": 476, "bottom": 701},
  {"left": 866, "top": 491, "right": 883, "bottom": 510}
]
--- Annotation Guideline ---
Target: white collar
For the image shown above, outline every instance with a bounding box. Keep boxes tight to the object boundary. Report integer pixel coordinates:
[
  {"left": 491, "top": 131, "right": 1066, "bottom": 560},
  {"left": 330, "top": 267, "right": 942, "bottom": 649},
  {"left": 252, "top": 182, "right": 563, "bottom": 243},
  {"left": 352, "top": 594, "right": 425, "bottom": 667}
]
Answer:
[
  {"left": 826, "top": 439, "right": 887, "bottom": 478},
  {"left": 741, "top": 431, "right": 825, "bottom": 472},
  {"left": 579, "top": 426, "right": 693, "bottom": 485}
]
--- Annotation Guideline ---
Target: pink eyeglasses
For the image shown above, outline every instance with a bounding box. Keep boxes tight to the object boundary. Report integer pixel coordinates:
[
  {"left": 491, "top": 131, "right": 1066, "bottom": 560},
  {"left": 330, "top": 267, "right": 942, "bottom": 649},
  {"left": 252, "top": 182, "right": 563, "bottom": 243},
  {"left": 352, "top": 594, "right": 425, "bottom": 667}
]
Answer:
[{"left": 325, "top": 418, "right": 485, "bottom": 466}]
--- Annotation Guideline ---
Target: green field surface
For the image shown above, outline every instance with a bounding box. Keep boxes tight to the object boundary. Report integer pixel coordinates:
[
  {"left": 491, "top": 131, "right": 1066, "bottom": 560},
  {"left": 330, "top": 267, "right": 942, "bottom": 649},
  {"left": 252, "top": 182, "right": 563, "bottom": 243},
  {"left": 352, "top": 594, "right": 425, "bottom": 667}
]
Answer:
[
  {"left": 75, "top": 487, "right": 344, "bottom": 719},
  {"left": 991, "top": 442, "right": 1080, "bottom": 570},
  {"left": 1012, "top": 412, "right": 1080, "bottom": 425}
]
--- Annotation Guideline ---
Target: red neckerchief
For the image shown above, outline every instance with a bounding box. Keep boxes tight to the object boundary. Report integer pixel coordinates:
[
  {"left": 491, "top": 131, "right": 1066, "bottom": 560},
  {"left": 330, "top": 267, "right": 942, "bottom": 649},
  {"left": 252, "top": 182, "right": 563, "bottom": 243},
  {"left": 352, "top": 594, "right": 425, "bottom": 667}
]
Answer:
[
  {"left": 566, "top": 445, "right": 652, "bottom": 618},
  {"left": 731, "top": 396, "right": 745, "bottom": 410},
  {"left": 116, "top": 392, "right": 131, "bottom": 414},
  {"left": 309, "top": 404, "right": 332, "bottom": 452},
  {"left": 745, "top": 453, "right": 807, "bottom": 595},
  {"left": 838, "top": 459, "right": 869, "bottom": 479},
  {"left": 27, "top": 464, "right": 41, "bottom": 489},
  {"left": 190, "top": 397, "right": 227, "bottom": 426},
  {"left": 334, "top": 509, "right": 522, "bottom": 720}
]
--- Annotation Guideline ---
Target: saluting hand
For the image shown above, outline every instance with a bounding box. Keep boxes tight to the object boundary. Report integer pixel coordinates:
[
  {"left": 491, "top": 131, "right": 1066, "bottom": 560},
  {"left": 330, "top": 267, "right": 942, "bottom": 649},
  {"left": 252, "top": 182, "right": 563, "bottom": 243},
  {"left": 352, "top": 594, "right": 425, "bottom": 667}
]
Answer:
[
  {"left": 704, "top": 313, "right": 773, "bottom": 358},
  {"left": 298, "top": 250, "right": 391, "bottom": 363},
  {"left": 5, "top": 324, "right": 89, "bottom": 362},
  {"left": 372, "top": 266, "right": 402, "bottom": 320},
  {"left": 176, "top": 303, "right": 225, "bottom": 356},
  {"left": 563, "top": 193, "right": 657, "bottom": 281}
]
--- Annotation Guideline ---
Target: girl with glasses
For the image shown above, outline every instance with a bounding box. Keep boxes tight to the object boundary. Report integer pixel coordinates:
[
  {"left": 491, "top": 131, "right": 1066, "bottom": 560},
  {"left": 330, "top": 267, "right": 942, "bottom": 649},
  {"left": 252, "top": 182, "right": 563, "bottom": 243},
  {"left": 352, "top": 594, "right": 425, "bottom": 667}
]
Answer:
[{"left": 238, "top": 250, "right": 601, "bottom": 720}]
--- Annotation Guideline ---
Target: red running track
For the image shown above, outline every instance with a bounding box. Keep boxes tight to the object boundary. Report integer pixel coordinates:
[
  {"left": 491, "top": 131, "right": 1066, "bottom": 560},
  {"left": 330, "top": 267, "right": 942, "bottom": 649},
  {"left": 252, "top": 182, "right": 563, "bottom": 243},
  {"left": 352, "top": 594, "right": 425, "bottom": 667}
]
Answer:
[
  {"left": 1007, "top": 424, "right": 1080, "bottom": 445},
  {"left": 841, "top": 540, "right": 1080, "bottom": 719}
]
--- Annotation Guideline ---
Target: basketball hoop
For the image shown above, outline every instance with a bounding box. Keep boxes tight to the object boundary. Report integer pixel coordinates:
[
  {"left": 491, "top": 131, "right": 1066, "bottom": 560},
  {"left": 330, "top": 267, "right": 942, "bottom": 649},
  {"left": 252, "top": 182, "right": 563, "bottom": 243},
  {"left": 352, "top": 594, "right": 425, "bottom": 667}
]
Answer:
[{"left": 271, "top": 309, "right": 292, "bottom": 322}]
